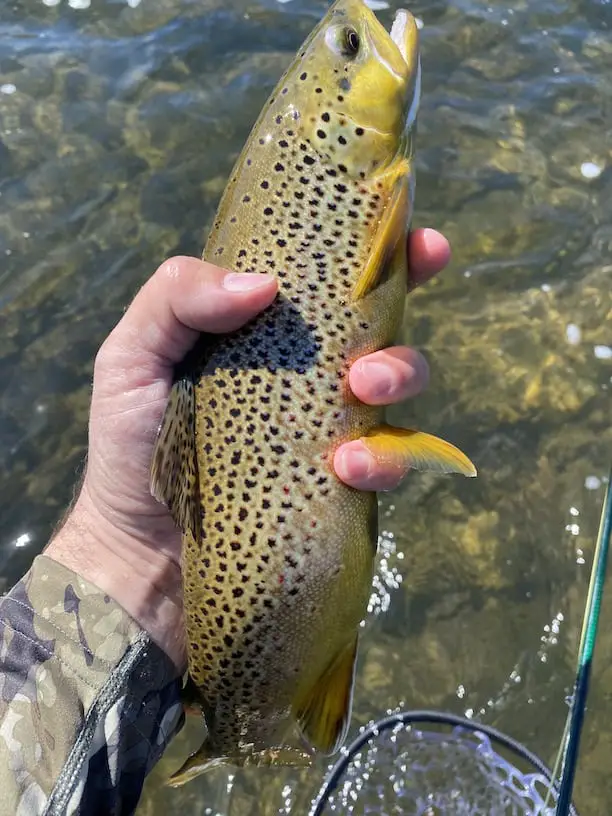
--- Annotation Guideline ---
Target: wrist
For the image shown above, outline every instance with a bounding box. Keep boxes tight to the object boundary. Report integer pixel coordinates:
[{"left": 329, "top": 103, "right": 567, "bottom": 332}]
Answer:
[{"left": 45, "top": 488, "right": 186, "bottom": 670}]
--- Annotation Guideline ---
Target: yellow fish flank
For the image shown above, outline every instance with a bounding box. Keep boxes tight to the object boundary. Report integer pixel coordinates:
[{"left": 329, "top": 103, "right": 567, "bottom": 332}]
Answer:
[{"left": 151, "top": 0, "right": 476, "bottom": 786}]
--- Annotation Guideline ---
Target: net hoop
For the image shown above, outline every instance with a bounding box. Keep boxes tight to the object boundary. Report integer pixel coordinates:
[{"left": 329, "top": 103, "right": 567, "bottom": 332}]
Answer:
[{"left": 311, "top": 710, "right": 580, "bottom": 816}]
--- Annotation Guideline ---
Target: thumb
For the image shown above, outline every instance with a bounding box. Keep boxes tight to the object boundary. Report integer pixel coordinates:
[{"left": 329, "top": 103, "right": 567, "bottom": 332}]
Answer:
[{"left": 94, "top": 256, "right": 278, "bottom": 388}]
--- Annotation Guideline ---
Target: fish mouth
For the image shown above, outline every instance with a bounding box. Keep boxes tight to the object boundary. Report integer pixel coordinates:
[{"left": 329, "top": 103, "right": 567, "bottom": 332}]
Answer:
[
  {"left": 389, "top": 10, "right": 414, "bottom": 63},
  {"left": 390, "top": 9, "right": 421, "bottom": 132}
]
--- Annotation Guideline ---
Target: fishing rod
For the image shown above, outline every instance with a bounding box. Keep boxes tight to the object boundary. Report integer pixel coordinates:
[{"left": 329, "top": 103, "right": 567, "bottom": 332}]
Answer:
[{"left": 550, "top": 467, "right": 612, "bottom": 815}]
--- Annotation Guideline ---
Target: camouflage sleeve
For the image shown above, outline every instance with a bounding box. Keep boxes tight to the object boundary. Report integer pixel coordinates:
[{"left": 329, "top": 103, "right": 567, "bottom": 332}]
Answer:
[{"left": 0, "top": 554, "right": 184, "bottom": 815}]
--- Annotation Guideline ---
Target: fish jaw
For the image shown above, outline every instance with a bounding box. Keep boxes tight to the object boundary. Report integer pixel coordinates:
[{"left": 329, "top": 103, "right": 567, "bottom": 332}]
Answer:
[
  {"left": 390, "top": 9, "right": 418, "bottom": 65},
  {"left": 390, "top": 10, "right": 421, "bottom": 137}
]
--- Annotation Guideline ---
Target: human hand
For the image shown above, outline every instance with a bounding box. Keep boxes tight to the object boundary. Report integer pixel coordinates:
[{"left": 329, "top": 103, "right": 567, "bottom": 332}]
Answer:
[{"left": 45, "top": 228, "right": 450, "bottom": 668}]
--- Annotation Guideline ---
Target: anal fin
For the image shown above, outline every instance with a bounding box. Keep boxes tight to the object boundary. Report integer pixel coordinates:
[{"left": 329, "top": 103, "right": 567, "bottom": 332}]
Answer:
[
  {"left": 362, "top": 424, "right": 477, "bottom": 477},
  {"left": 293, "top": 637, "right": 358, "bottom": 755},
  {"left": 167, "top": 742, "right": 312, "bottom": 787},
  {"left": 167, "top": 740, "right": 227, "bottom": 788},
  {"left": 150, "top": 376, "right": 201, "bottom": 538}
]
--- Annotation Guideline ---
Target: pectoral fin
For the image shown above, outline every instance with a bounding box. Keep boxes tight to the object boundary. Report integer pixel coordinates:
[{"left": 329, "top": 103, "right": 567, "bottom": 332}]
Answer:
[
  {"left": 294, "top": 638, "right": 358, "bottom": 755},
  {"left": 362, "top": 424, "right": 477, "bottom": 477},
  {"left": 150, "top": 376, "right": 201, "bottom": 538},
  {"left": 351, "top": 159, "right": 411, "bottom": 301}
]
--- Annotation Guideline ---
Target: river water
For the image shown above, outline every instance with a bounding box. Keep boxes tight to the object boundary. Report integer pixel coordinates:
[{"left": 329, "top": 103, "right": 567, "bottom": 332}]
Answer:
[{"left": 0, "top": 0, "right": 610, "bottom": 813}]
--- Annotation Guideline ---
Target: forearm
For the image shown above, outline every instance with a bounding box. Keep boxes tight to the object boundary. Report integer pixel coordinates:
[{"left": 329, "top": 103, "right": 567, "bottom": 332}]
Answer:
[
  {"left": 0, "top": 555, "right": 184, "bottom": 815},
  {"left": 46, "top": 487, "right": 186, "bottom": 669}
]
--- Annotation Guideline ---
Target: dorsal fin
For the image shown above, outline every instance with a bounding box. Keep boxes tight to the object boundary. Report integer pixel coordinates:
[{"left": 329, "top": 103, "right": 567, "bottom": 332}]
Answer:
[
  {"left": 351, "top": 158, "right": 411, "bottom": 301},
  {"left": 293, "top": 637, "right": 359, "bottom": 755},
  {"left": 150, "top": 376, "right": 201, "bottom": 539}
]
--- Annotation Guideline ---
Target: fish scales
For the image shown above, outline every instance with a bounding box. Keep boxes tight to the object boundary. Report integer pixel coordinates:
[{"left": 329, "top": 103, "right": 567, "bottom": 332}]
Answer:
[
  {"left": 186, "top": 135, "right": 396, "bottom": 739},
  {"left": 151, "top": 0, "right": 476, "bottom": 785}
]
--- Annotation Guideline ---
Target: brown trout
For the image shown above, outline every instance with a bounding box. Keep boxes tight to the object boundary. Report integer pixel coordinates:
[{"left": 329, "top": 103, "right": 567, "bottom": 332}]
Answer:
[{"left": 151, "top": 0, "right": 476, "bottom": 786}]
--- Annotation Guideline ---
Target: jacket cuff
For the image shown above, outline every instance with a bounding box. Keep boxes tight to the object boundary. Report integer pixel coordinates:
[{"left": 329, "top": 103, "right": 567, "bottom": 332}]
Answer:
[{"left": 0, "top": 555, "right": 184, "bottom": 815}]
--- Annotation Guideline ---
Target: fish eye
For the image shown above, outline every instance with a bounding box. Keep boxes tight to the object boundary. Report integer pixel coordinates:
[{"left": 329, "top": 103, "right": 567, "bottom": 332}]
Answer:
[
  {"left": 344, "top": 27, "right": 360, "bottom": 56},
  {"left": 326, "top": 25, "right": 361, "bottom": 58}
]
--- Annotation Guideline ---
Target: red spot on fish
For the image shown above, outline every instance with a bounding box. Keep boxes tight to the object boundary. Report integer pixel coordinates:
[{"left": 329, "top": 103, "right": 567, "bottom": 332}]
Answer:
[
  {"left": 279, "top": 573, "right": 284, "bottom": 585},
  {"left": 288, "top": 414, "right": 296, "bottom": 422},
  {"left": 310, "top": 519, "right": 317, "bottom": 529},
  {"left": 283, "top": 485, "right": 290, "bottom": 494}
]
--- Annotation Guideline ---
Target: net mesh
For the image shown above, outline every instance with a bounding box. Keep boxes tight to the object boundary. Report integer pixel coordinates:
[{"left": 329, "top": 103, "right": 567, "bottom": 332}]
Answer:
[{"left": 318, "top": 722, "right": 562, "bottom": 815}]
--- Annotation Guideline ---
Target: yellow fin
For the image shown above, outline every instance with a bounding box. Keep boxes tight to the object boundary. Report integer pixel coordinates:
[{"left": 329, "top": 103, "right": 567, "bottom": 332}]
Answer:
[
  {"left": 351, "top": 159, "right": 411, "bottom": 301},
  {"left": 150, "top": 376, "right": 201, "bottom": 538},
  {"left": 362, "top": 424, "right": 477, "bottom": 477},
  {"left": 294, "top": 638, "right": 358, "bottom": 755}
]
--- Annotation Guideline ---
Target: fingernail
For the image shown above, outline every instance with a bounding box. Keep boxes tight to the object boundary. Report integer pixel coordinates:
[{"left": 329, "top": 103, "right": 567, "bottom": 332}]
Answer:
[
  {"left": 338, "top": 447, "right": 374, "bottom": 482},
  {"left": 223, "top": 272, "right": 274, "bottom": 292},
  {"left": 359, "top": 360, "right": 398, "bottom": 399}
]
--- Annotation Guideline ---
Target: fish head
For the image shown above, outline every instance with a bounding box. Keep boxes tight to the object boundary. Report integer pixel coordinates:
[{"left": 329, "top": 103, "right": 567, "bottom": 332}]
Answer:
[{"left": 291, "top": 0, "right": 421, "bottom": 179}]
